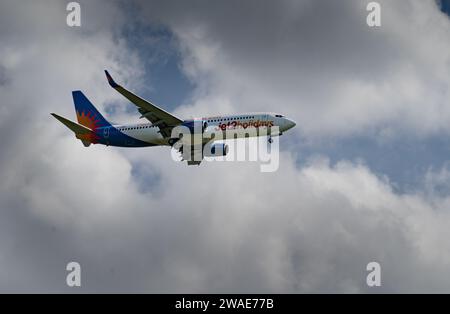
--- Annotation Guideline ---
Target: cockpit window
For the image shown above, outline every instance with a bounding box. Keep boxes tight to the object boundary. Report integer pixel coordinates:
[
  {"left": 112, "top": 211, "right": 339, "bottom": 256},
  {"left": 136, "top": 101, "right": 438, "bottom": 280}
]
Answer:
[{"left": 275, "top": 114, "right": 284, "bottom": 118}]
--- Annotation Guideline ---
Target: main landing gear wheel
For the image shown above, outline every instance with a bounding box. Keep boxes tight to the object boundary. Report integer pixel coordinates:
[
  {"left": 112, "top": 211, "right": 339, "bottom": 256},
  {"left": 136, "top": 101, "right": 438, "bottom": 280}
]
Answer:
[{"left": 168, "top": 138, "right": 178, "bottom": 146}]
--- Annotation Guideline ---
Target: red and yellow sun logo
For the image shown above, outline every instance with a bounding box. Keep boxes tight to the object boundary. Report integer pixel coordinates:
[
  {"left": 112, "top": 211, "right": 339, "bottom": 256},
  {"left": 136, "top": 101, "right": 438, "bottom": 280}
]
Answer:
[
  {"left": 76, "top": 110, "right": 101, "bottom": 144},
  {"left": 76, "top": 110, "right": 102, "bottom": 130}
]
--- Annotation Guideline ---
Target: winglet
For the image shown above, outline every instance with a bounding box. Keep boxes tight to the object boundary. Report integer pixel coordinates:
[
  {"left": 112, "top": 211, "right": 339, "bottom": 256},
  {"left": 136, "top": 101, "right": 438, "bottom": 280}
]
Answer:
[{"left": 104, "top": 70, "right": 119, "bottom": 88}]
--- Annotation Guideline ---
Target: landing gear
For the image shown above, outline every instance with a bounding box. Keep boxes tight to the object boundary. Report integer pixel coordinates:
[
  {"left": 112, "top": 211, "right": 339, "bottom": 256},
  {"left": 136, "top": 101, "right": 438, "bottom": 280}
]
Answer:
[
  {"left": 169, "top": 133, "right": 184, "bottom": 146},
  {"left": 168, "top": 138, "right": 178, "bottom": 146}
]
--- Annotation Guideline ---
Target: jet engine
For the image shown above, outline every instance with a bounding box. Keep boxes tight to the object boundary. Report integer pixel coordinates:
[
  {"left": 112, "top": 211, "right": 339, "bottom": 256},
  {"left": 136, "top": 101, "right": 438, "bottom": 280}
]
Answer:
[{"left": 204, "top": 143, "right": 229, "bottom": 157}]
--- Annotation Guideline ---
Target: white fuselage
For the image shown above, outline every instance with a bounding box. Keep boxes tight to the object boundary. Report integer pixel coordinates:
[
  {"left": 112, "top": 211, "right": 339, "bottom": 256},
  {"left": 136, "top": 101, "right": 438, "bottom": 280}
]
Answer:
[{"left": 112, "top": 112, "right": 296, "bottom": 146}]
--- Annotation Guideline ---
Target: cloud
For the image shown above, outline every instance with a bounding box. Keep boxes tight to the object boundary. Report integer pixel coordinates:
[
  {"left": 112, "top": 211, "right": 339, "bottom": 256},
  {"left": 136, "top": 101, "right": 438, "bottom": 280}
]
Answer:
[
  {"left": 137, "top": 0, "right": 450, "bottom": 138},
  {"left": 0, "top": 0, "right": 450, "bottom": 293}
]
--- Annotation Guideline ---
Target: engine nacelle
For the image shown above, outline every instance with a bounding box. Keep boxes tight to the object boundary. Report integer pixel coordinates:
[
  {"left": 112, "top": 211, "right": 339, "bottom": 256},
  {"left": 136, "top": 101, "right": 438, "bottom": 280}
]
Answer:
[{"left": 204, "top": 143, "right": 229, "bottom": 157}]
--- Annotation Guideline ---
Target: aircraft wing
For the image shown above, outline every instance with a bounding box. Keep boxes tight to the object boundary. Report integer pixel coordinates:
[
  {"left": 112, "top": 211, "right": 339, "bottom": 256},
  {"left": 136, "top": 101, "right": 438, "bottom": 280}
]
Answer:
[{"left": 104, "top": 70, "right": 183, "bottom": 138}]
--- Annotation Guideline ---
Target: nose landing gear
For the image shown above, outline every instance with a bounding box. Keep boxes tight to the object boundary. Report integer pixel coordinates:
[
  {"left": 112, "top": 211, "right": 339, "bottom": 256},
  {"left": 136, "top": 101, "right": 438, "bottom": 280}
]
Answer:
[{"left": 268, "top": 131, "right": 283, "bottom": 144}]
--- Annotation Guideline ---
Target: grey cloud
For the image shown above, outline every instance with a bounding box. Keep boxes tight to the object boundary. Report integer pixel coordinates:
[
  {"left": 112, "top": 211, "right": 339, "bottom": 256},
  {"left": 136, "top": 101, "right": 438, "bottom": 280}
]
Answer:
[
  {"left": 0, "top": 66, "right": 10, "bottom": 86},
  {"left": 136, "top": 0, "right": 450, "bottom": 138}
]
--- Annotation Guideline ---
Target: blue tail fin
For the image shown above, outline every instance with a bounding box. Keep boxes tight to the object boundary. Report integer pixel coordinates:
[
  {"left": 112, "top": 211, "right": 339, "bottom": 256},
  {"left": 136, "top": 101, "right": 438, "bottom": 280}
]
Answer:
[{"left": 72, "top": 91, "right": 110, "bottom": 130}]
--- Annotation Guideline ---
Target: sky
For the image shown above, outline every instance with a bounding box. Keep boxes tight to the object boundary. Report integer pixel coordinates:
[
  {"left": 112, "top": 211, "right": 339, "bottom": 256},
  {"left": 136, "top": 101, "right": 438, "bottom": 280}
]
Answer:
[{"left": 1, "top": 0, "right": 450, "bottom": 293}]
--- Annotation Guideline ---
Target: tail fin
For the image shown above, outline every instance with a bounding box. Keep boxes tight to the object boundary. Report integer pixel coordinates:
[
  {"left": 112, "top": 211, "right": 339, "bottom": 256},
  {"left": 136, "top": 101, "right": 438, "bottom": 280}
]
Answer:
[{"left": 72, "top": 91, "right": 110, "bottom": 130}]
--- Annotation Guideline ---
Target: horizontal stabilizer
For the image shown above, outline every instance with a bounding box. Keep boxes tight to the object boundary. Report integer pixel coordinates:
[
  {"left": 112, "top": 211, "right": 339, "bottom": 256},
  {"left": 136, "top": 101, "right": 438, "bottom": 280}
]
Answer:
[{"left": 51, "top": 113, "right": 93, "bottom": 135}]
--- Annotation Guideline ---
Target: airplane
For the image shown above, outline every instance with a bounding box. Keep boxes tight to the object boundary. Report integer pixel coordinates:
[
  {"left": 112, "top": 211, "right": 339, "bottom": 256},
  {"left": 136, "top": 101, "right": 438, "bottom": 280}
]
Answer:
[{"left": 51, "top": 70, "right": 296, "bottom": 165}]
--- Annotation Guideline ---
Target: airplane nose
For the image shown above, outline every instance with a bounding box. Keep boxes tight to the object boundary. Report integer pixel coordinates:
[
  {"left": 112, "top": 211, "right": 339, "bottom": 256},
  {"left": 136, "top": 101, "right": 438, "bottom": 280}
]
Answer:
[{"left": 285, "top": 118, "right": 296, "bottom": 130}]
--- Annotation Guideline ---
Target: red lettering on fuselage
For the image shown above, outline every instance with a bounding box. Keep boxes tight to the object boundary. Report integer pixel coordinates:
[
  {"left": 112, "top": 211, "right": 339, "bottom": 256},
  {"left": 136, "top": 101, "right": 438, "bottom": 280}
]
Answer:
[{"left": 217, "top": 120, "right": 274, "bottom": 131}]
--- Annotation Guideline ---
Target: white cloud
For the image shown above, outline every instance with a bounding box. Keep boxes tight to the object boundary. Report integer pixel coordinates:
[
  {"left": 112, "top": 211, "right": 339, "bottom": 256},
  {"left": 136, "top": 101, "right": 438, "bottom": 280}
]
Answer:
[{"left": 141, "top": 0, "right": 450, "bottom": 138}]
